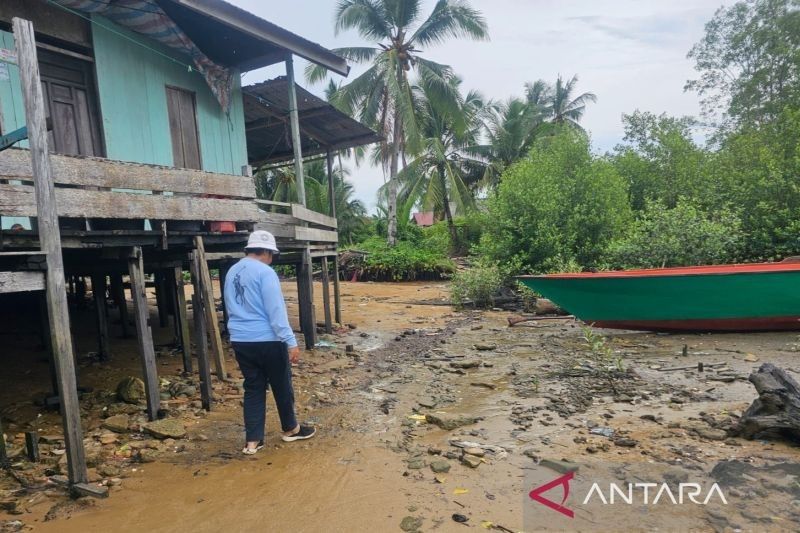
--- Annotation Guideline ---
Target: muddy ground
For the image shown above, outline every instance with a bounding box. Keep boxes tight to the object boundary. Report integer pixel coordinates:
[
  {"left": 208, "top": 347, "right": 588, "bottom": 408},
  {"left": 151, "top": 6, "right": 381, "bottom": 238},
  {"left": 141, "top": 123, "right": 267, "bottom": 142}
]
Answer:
[{"left": 1, "top": 280, "right": 800, "bottom": 532}]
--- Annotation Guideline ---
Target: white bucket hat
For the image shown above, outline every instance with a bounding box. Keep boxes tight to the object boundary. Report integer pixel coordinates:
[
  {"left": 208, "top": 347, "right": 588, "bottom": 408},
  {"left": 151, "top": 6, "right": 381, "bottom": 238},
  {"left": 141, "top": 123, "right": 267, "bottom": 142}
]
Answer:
[{"left": 245, "top": 230, "right": 279, "bottom": 253}]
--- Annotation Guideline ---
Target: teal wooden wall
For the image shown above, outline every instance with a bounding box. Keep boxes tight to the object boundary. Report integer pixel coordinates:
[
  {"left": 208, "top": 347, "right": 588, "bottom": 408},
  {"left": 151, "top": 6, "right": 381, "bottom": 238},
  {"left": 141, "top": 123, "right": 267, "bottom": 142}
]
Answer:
[
  {"left": 91, "top": 15, "right": 248, "bottom": 175},
  {"left": 0, "top": 30, "right": 26, "bottom": 138}
]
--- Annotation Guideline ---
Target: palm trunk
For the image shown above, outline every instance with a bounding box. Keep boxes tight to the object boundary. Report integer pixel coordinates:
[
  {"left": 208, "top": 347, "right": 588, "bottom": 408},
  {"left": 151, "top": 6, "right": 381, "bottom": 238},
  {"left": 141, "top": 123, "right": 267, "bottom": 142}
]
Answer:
[
  {"left": 387, "top": 108, "right": 402, "bottom": 246},
  {"left": 439, "top": 167, "right": 457, "bottom": 250}
]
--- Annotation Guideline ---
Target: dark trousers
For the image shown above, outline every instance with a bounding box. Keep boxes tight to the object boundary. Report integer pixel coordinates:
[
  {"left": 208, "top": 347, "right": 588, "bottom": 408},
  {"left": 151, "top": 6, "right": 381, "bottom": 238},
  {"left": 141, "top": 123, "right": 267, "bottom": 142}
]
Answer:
[{"left": 232, "top": 341, "right": 298, "bottom": 442}]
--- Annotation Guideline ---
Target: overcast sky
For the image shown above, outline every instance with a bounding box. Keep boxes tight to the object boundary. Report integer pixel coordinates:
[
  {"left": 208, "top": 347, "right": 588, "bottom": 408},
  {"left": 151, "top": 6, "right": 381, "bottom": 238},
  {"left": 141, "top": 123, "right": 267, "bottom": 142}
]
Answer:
[{"left": 234, "top": 0, "right": 730, "bottom": 213}]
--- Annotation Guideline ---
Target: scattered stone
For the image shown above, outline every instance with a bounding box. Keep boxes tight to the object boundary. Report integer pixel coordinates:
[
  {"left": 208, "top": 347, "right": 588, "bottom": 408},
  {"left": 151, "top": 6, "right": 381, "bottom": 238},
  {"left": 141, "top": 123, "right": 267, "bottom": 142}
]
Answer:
[
  {"left": 473, "top": 343, "right": 497, "bottom": 351},
  {"left": 463, "top": 447, "right": 486, "bottom": 458},
  {"left": 743, "top": 353, "right": 760, "bottom": 362},
  {"left": 99, "top": 433, "right": 118, "bottom": 445},
  {"left": 142, "top": 419, "right": 186, "bottom": 440},
  {"left": 470, "top": 382, "right": 496, "bottom": 390},
  {"left": 539, "top": 459, "right": 579, "bottom": 474},
  {"left": 613, "top": 438, "right": 638, "bottom": 448},
  {"left": 430, "top": 459, "right": 451, "bottom": 473},
  {"left": 400, "top": 516, "right": 422, "bottom": 532},
  {"left": 427, "top": 446, "right": 443, "bottom": 456},
  {"left": 452, "top": 513, "right": 469, "bottom": 523},
  {"left": 116, "top": 377, "right": 145, "bottom": 404},
  {"left": 101, "top": 414, "right": 130, "bottom": 433},
  {"left": 0, "top": 520, "right": 24, "bottom": 532},
  {"left": 450, "top": 360, "right": 481, "bottom": 369},
  {"left": 589, "top": 426, "right": 615, "bottom": 438},
  {"left": 406, "top": 458, "right": 426, "bottom": 470},
  {"left": 573, "top": 436, "right": 587, "bottom": 444},
  {"left": 461, "top": 455, "right": 481, "bottom": 468},
  {"left": 695, "top": 427, "right": 728, "bottom": 441},
  {"left": 417, "top": 397, "right": 437, "bottom": 409},
  {"left": 97, "top": 464, "right": 121, "bottom": 478},
  {"left": 425, "top": 414, "right": 480, "bottom": 431}
]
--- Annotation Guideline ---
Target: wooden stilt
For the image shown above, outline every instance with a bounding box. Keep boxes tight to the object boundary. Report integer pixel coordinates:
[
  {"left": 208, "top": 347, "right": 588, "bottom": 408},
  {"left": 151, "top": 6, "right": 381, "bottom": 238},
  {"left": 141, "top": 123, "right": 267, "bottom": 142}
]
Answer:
[
  {"left": 321, "top": 257, "right": 332, "bottom": 334},
  {"left": 333, "top": 253, "right": 342, "bottom": 325},
  {"left": 128, "top": 246, "right": 160, "bottom": 421},
  {"left": 92, "top": 275, "right": 110, "bottom": 361},
  {"left": 194, "top": 236, "right": 226, "bottom": 379},
  {"left": 38, "top": 292, "right": 58, "bottom": 396},
  {"left": 155, "top": 270, "right": 169, "bottom": 328},
  {"left": 109, "top": 274, "right": 131, "bottom": 338},
  {"left": 13, "top": 16, "right": 87, "bottom": 485},
  {"left": 190, "top": 252, "right": 212, "bottom": 410},
  {"left": 297, "top": 250, "right": 317, "bottom": 348},
  {"left": 173, "top": 266, "right": 192, "bottom": 373},
  {"left": 75, "top": 276, "right": 86, "bottom": 308},
  {"left": 219, "top": 261, "right": 231, "bottom": 335}
]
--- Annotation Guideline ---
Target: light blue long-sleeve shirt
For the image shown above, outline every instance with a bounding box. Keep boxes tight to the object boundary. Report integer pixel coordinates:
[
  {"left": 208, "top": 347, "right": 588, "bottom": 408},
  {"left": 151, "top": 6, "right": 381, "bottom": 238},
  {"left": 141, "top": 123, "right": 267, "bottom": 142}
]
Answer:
[{"left": 224, "top": 257, "right": 298, "bottom": 347}]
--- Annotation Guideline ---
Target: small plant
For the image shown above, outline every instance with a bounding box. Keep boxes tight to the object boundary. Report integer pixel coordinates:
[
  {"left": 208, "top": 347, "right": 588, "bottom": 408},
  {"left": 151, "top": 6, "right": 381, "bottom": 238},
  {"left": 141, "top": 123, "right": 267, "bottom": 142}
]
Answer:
[
  {"left": 450, "top": 263, "right": 503, "bottom": 308},
  {"left": 581, "top": 326, "right": 625, "bottom": 394}
]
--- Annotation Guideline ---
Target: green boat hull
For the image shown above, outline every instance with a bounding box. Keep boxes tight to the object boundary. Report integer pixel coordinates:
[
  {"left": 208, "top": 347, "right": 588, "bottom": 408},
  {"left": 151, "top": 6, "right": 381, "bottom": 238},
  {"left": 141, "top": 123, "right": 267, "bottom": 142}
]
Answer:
[{"left": 518, "top": 267, "right": 800, "bottom": 332}]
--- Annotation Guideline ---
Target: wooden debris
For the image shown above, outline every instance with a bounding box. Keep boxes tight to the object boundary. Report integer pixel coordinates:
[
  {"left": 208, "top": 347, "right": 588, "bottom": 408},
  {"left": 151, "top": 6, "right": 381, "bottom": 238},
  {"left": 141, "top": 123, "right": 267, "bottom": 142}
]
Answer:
[{"left": 737, "top": 363, "right": 800, "bottom": 440}]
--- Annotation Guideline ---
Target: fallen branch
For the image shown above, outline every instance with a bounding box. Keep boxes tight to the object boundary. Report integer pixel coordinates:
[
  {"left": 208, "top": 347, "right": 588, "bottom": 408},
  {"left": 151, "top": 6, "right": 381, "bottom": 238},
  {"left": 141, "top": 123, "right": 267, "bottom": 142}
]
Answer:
[
  {"left": 657, "top": 362, "right": 727, "bottom": 372},
  {"left": 507, "top": 315, "right": 575, "bottom": 327}
]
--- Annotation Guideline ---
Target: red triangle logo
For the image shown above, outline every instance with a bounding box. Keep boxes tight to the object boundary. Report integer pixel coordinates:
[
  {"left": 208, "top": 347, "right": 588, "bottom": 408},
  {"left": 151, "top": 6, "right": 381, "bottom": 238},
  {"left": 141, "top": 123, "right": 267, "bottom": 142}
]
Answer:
[{"left": 529, "top": 471, "right": 575, "bottom": 518}]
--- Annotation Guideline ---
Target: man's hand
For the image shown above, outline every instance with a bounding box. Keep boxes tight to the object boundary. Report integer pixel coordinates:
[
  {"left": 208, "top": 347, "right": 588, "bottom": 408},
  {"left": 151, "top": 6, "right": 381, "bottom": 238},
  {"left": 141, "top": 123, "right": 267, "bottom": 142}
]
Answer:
[{"left": 288, "top": 346, "right": 301, "bottom": 364}]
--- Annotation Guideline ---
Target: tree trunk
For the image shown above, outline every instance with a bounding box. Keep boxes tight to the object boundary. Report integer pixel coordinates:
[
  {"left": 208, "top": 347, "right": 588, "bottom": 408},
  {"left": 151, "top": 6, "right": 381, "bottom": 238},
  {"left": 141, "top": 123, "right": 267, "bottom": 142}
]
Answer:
[
  {"left": 439, "top": 168, "right": 457, "bottom": 250},
  {"left": 387, "top": 108, "right": 402, "bottom": 246}
]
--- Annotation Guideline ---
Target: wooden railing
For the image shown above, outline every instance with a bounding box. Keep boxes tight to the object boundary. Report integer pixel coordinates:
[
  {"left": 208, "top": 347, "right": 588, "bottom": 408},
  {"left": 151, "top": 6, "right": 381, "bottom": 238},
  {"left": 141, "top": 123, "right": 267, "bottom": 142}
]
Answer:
[
  {"left": 0, "top": 148, "right": 261, "bottom": 222},
  {"left": 255, "top": 199, "right": 338, "bottom": 243}
]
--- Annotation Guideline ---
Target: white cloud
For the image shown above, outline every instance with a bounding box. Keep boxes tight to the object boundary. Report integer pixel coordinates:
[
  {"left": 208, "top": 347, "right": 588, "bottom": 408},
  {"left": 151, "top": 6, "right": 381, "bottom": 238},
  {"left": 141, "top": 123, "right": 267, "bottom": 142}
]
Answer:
[{"left": 231, "top": 0, "right": 730, "bottom": 212}]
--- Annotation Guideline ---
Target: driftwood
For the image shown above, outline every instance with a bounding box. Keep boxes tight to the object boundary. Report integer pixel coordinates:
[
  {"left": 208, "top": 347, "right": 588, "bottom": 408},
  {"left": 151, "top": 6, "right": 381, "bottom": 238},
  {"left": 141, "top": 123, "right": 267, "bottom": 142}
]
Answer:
[
  {"left": 737, "top": 363, "right": 800, "bottom": 441},
  {"left": 507, "top": 314, "right": 574, "bottom": 326}
]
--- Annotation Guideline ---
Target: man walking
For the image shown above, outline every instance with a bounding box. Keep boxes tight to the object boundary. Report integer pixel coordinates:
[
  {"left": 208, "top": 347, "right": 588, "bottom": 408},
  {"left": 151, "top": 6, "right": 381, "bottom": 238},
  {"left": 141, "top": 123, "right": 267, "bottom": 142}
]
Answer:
[{"left": 224, "top": 230, "right": 316, "bottom": 454}]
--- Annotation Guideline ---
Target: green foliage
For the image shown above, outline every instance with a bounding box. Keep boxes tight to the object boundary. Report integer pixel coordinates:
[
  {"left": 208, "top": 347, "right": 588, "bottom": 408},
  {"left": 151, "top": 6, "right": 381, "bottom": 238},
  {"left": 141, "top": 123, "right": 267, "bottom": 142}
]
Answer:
[
  {"left": 581, "top": 326, "right": 624, "bottom": 373},
  {"left": 450, "top": 261, "right": 503, "bottom": 308},
  {"left": 605, "top": 200, "right": 744, "bottom": 269},
  {"left": 686, "top": 0, "right": 800, "bottom": 126},
  {"left": 354, "top": 236, "right": 455, "bottom": 281},
  {"left": 481, "top": 129, "right": 632, "bottom": 273}
]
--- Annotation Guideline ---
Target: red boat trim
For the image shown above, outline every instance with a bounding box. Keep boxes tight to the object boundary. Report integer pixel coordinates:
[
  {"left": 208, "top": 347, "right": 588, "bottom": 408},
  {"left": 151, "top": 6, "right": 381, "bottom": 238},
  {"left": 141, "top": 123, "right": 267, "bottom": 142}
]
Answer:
[
  {"left": 589, "top": 316, "right": 800, "bottom": 333},
  {"left": 518, "top": 261, "right": 800, "bottom": 279}
]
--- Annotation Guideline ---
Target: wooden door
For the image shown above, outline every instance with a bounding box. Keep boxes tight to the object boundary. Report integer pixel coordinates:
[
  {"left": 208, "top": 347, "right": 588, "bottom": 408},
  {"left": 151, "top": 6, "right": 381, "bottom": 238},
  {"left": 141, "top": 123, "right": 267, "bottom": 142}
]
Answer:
[
  {"left": 165, "top": 86, "right": 201, "bottom": 170},
  {"left": 38, "top": 49, "right": 103, "bottom": 157}
]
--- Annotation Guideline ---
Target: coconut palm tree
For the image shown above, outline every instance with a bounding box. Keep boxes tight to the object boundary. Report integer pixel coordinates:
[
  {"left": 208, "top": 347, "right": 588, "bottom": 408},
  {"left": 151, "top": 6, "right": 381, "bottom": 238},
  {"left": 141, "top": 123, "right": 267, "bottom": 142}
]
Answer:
[
  {"left": 307, "top": 0, "right": 488, "bottom": 246},
  {"left": 470, "top": 96, "right": 547, "bottom": 189},
  {"left": 254, "top": 160, "right": 368, "bottom": 244},
  {"left": 390, "top": 82, "right": 486, "bottom": 245},
  {"left": 549, "top": 74, "right": 597, "bottom": 130}
]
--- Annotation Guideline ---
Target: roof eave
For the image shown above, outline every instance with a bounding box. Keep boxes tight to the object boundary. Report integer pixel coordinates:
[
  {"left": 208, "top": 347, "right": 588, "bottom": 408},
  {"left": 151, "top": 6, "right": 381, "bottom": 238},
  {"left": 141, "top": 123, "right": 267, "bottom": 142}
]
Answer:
[{"left": 171, "top": 0, "right": 350, "bottom": 76}]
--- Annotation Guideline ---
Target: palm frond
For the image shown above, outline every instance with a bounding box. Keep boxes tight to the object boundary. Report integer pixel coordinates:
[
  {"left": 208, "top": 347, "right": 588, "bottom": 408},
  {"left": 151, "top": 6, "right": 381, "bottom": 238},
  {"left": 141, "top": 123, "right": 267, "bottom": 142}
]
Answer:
[
  {"left": 383, "top": 0, "right": 421, "bottom": 30},
  {"left": 411, "top": 0, "right": 489, "bottom": 46},
  {"left": 335, "top": 0, "right": 392, "bottom": 39}
]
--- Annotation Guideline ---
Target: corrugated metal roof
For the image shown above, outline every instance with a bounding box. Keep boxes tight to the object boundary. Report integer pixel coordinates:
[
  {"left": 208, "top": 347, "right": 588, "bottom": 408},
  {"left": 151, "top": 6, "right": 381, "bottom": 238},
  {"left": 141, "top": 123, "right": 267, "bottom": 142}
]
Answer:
[{"left": 243, "top": 77, "right": 381, "bottom": 166}]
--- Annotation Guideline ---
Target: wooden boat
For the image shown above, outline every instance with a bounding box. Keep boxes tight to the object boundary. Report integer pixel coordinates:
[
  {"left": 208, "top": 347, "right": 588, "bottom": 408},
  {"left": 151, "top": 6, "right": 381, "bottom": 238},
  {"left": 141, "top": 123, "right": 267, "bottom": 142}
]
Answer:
[{"left": 517, "top": 262, "right": 800, "bottom": 332}]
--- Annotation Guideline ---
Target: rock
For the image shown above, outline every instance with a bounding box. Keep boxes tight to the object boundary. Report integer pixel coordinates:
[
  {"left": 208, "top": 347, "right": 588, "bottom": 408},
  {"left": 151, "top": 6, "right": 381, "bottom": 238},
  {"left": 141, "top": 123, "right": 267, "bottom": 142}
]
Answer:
[
  {"left": 613, "top": 437, "right": 638, "bottom": 448},
  {"left": 743, "top": 353, "right": 759, "bottom": 362},
  {"left": 463, "top": 447, "right": 485, "bottom": 458},
  {"left": 430, "top": 459, "right": 451, "bottom": 473},
  {"left": 473, "top": 343, "right": 497, "bottom": 351},
  {"left": 425, "top": 414, "right": 480, "bottom": 431},
  {"left": 101, "top": 414, "right": 130, "bottom": 433},
  {"left": 142, "top": 419, "right": 186, "bottom": 440},
  {"left": 695, "top": 427, "right": 728, "bottom": 441},
  {"left": 136, "top": 449, "right": 158, "bottom": 463},
  {"left": 116, "top": 377, "right": 145, "bottom": 404},
  {"left": 461, "top": 455, "right": 481, "bottom": 468},
  {"left": 450, "top": 360, "right": 481, "bottom": 369},
  {"left": 427, "top": 446, "right": 442, "bottom": 456},
  {"left": 400, "top": 516, "right": 423, "bottom": 532},
  {"left": 417, "top": 397, "right": 437, "bottom": 409},
  {"left": 0, "top": 520, "right": 24, "bottom": 532},
  {"left": 406, "top": 458, "right": 426, "bottom": 470},
  {"left": 97, "top": 464, "right": 121, "bottom": 477},
  {"left": 99, "top": 433, "right": 118, "bottom": 445},
  {"left": 540, "top": 459, "right": 579, "bottom": 474}
]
